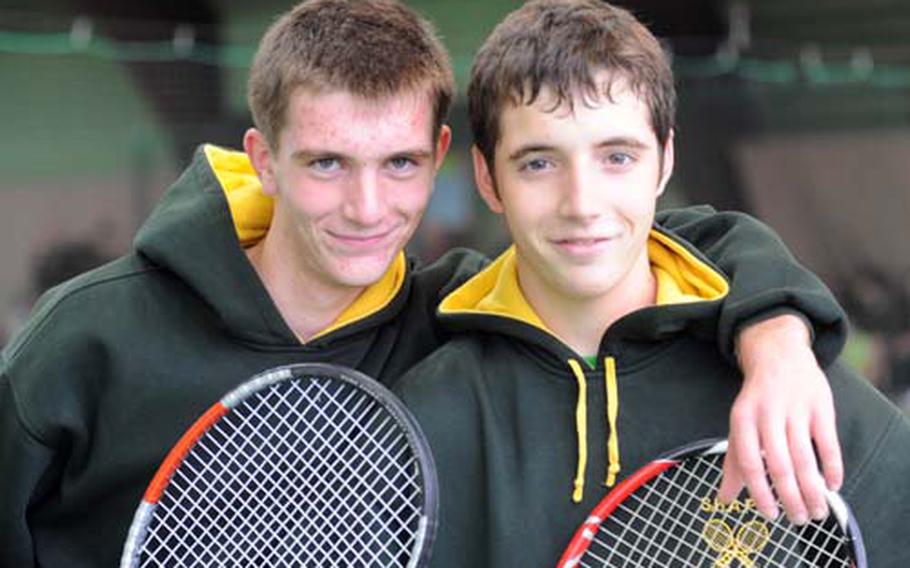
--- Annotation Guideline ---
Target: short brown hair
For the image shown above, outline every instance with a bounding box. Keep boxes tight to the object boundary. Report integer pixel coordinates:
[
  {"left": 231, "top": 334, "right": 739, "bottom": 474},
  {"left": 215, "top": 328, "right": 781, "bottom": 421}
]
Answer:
[
  {"left": 468, "top": 0, "right": 676, "bottom": 166},
  {"left": 248, "top": 0, "right": 454, "bottom": 148}
]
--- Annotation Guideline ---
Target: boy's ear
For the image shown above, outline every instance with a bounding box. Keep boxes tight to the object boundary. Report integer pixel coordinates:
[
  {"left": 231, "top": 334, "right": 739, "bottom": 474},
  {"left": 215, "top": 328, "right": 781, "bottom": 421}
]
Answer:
[
  {"left": 656, "top": 129, "right": 675, "bottom": 197},
  {"left": 434, "top": 125, "right": 453, "bottom": 171},
  {"left": 244, "top": 128, "right": 278, "bottom": 196},
  {"left": 471, "top": 146, "right": 504, "bottom": 214}
]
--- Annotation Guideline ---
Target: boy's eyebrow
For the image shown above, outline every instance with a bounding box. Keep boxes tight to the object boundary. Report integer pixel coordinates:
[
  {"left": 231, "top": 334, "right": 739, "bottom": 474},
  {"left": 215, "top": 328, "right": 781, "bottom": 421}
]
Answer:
[
  {"left": 597, "top": 136, "right": 651, "bottom": 149},
  {"left": 507, "top": 136, "right": 653, "bottom": 162},
  {"left": 506, "top": 144, "right": 555, "bottom": 162},
  {"left": 290, "top": 147, "right": 435, "bottom": 162},
  {"left": 290, "top": 149, "right": 342, "bottom": 162},
  {"left": 391, "top": 148, "right": 436, "bottom": 159}
]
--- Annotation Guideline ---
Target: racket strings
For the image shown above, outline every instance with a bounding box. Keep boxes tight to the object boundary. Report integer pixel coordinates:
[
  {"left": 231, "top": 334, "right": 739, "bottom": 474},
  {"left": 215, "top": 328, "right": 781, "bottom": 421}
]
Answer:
[
  {"left": 580, "top": 453, "right": 853, "bottom": 567},
  {"left": 150, "top": 387, "right": 367, "bottom": 565},
  {"left": 583, "top": 458, "right": 724, "bottom": 567},
  {"left": 137, "top": 376, "right": 426, "bottom": 567},
  {"left": 277, "top": 380, "right": 425, "bottom": 559},
  {"left": 189, "top": 382, "right": 416, "bottom": 564},
  {"left": 596, "top": 470, "right": 848, "bottom": 567},
  {"left": 247, "top": 379, "right": 422, "bottom": 561},
  {"left": 179, "top": 387, "right": 396, "bottom": 564},
  {"left": 165, "top": 403, "right": 328, "bottom": 563},
  {"left": 145, "top": 394, "right": 361, "bottom": 565},
  {"left": 301, "top": 380, "right": 424, "bottom": 509},
  {"left": 616, "top": 458, "right": 767, "bottom": 567}
]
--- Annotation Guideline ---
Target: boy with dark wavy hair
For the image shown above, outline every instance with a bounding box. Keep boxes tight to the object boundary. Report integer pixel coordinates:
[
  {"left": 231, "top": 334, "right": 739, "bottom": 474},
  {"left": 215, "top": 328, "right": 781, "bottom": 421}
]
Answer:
[{"left": 395, "top": 1, "right": 910, "bottom": 566}]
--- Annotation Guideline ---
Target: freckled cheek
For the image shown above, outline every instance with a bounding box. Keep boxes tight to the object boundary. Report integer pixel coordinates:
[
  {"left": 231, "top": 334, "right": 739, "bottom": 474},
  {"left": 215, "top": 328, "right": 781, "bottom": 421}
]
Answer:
[
  {"left": 388, "top": 179, "right": 433, "bottom": 215},
  {"left": 283, "top": 187, "right": 344, "bottom": 223}
]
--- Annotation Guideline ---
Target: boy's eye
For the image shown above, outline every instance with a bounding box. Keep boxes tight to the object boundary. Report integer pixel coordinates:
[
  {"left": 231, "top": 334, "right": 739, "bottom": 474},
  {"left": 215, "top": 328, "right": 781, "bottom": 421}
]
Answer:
[
  {"left": 607, "top": 153, "right": 634, "bottom": 166},
  {"left": 310, "top": 157, "right": 341, "bottom": 172},
  {"left": 389, "top": 157, "right": 416, "bottom": 171},
  {"left": 521, "top": 158, "right": 552, "bottom": 172}
]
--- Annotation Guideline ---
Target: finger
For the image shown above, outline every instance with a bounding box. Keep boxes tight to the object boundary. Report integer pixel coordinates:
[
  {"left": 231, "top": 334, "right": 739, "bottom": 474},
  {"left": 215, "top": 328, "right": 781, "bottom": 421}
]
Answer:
[
  {"left": 718, "top": 447, "right": 745, "bottom": 503},
  {"left": 787, "top": 418, "right": 829, "bottom": 521},
  {"left": 762, "top": 412, "right": 809, "bottom": 525},
  {"left": 729, "top": 407, "right": 778, "bottom": 519},
  {"left": 812, "top": 400, "right": 844, "bottom": 492}
]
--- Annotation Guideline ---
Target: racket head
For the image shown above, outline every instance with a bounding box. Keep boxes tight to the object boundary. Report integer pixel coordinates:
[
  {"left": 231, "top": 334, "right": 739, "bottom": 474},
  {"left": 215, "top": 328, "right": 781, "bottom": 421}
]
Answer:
[
  {"left": 120, "top": 363, "right": 438, "bottom": 568},
  {"left": 558, "top": 438, "right": 866, "bottom": 568}
]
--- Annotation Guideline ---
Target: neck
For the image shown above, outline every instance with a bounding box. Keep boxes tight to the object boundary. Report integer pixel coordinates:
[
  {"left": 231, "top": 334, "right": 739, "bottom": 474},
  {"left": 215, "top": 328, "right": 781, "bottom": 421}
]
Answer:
[
  {"left": 518, "top": 251, "right": 656, "bottom": 356},
  {"left": 246, "top": 231, "right": 363, "bottom": 342}
]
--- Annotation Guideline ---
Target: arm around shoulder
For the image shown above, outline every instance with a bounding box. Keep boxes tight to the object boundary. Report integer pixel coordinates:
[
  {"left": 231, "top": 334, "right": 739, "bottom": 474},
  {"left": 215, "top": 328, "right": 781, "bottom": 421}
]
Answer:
[{"left": 656, "top": 206, "right": 846, "bottom": 366}]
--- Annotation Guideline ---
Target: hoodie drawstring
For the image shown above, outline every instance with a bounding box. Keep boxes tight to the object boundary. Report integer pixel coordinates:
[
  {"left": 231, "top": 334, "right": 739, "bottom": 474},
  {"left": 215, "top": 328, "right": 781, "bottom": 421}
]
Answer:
[
  {"left": 567, "top": 357, "right": 622, "bottom": 503},
  {"left": 604, "top": 356, "right": 620, "bottom": 487},
  {"left": 567, "top": 359, "right": 588, "bottom": 503}
]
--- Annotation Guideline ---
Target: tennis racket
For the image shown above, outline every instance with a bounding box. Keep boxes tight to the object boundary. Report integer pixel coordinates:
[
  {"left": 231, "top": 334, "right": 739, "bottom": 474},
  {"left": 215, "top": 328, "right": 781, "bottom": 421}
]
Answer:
[
  {"left": 120, "top": 363, "right": 437, "bottom": 568},
  {"left": 558, "top": 439, "right": 865, "bottom": 567}
]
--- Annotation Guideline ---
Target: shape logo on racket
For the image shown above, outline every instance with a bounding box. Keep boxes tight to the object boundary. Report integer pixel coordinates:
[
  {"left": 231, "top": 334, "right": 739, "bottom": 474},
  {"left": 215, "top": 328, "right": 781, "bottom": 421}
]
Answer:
[
  {"left": 701, "top": 519, "right": 770, "bottom": 568},
  {"left": 700, "top": 497, "right": 759, "bottom": 515},
  {"left": 699, "top": 496, "right": 771, "bottom": 567}
]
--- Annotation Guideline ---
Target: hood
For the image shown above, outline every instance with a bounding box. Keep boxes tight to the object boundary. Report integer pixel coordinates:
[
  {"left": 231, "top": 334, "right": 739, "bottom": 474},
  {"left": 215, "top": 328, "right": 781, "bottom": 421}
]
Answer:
[
  {"left": 436, "top": 226, "right": 730, "bottom": 503},
  {"left": 134, "top": 144, "right": 407, "bottom": 346}
]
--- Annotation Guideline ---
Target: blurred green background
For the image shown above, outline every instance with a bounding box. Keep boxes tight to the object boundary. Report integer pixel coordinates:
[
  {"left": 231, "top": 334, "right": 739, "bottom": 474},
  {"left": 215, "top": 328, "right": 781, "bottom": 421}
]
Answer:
[{"left": 3, "top": 0, "right": 910, "bottom": 409}]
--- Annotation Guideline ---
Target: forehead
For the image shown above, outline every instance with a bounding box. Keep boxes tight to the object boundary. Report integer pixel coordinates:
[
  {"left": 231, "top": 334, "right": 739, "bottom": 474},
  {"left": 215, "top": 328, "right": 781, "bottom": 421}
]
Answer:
[
  {"left": 279, "top": 86, "right": 436, "bottom": 152},
  {"left": 498, "top": 80, "right": 656, "bottom": 148}
]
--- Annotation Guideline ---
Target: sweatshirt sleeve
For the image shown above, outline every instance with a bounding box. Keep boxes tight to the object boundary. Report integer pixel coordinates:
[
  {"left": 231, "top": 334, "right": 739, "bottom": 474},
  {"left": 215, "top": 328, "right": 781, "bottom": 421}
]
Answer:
[
  {"left": 828, "top": 363, "right": 910, "bottom": 568},
  {"left": 655, "top": 205, "right": 846, "bottom": 366},
  {"left": 0, "top": 371, "right": 52, "bottom": 567}
]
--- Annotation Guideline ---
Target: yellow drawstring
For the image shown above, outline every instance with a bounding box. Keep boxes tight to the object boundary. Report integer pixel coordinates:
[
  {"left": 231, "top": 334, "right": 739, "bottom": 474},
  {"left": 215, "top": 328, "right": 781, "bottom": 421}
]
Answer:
[
  {"left": 567, "top": 359, "right": 588, "bottom": 503},
  {"left": 604, "top": 356, "right": 621, "bottom": 487},
  {"left": 567, "top": 357, "right": 622, "bottom": 501}
]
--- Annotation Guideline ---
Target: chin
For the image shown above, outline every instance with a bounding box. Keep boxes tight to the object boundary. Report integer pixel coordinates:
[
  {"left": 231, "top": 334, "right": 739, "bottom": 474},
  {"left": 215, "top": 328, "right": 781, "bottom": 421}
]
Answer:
[
  {"left": 333, "top": 256, "right": 396, "bottom": 287},
  {"left": 566, "top": 286, "right": 619, "bottom": 302},
  {"left": 558, "top": 269, "right": 621, "bottom": 294}
]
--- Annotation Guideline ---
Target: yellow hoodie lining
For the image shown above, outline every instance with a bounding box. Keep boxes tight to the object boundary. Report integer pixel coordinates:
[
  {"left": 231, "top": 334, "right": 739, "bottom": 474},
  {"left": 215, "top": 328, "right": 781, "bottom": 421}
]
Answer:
[
  {"left": 647, "top": 232, "right": 729, "bottom": 304},
  {"left": 202, "top": 144, "right": 406, "bottom": 340},
  {"left": 311, "top": 254, "right": 406, "bottom": 340},
  {"left": 439, "top": 231, "right": 730, "bottom": 502},
  {"left": 204, "top": 144, "right": 274, "bottom": 247}
]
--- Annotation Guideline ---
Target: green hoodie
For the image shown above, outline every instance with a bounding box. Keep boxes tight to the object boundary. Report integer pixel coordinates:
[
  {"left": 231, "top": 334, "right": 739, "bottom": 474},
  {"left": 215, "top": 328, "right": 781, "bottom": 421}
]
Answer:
[
  {"left": 395, "top": 227, "right": 910, "bottom": 568},
  {"left": 0, "top": 145, "right": 846, "bottom": 566}
]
